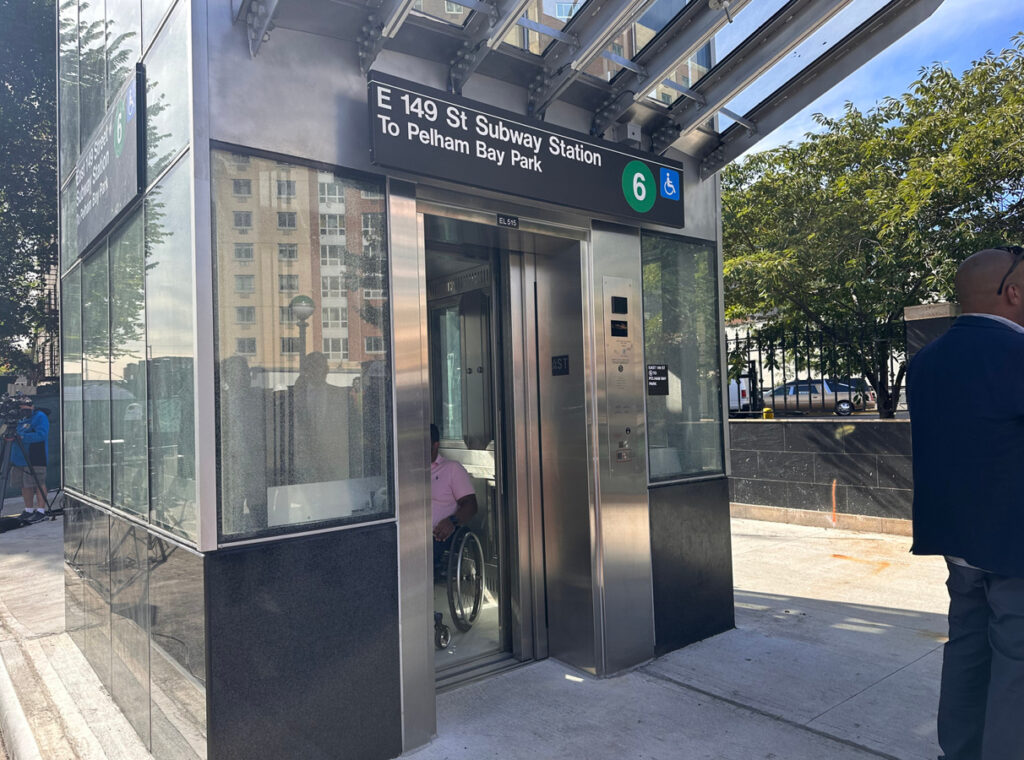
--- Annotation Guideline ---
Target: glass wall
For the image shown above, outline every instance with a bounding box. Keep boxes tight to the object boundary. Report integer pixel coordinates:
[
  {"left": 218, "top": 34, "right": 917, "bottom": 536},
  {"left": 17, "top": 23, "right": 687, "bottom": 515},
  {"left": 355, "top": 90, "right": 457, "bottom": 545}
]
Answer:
[
  {"left": 59, "top": 0, "right": 196, "bottom": 541},
  {"left": 211, "top": 148, "right": 393, "bottom": 540},
  {"left": 641, "top": 232, "right": 725, "bottom": 481}
]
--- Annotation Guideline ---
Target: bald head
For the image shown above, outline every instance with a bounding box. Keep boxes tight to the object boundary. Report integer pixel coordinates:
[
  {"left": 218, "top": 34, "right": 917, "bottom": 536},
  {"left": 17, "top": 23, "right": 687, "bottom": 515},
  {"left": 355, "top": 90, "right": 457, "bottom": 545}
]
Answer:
[{"left": 956, "top": 248, "right": 1024, "bottom": 322}]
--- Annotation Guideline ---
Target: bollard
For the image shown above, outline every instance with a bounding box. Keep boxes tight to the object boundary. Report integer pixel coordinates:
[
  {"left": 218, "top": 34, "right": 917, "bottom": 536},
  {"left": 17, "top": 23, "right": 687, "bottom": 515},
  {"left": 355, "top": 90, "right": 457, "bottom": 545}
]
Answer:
[{"left": 761, "top": 407, "right": 774, "bottom": 419}]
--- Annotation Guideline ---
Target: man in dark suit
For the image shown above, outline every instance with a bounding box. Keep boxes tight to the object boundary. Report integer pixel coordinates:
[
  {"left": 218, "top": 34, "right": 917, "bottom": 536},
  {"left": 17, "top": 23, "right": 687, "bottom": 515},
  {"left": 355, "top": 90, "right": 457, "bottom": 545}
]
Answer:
[{"left": 909, "top": 246, "right": 1024, "bottom": 760}]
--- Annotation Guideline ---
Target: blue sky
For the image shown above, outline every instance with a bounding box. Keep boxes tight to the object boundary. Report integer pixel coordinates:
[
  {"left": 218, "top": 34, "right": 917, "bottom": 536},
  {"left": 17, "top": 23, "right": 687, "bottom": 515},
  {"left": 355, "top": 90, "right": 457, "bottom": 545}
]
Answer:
[{"left": 718, "top": 0, "right": 1024, "bottom": 153}]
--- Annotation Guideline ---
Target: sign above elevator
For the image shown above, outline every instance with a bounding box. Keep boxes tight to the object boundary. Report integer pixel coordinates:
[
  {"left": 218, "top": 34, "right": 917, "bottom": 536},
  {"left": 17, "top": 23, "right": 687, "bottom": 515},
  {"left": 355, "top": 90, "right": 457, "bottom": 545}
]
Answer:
[{"left": 368, "top": 73, "right": 684, "bottom": 228}]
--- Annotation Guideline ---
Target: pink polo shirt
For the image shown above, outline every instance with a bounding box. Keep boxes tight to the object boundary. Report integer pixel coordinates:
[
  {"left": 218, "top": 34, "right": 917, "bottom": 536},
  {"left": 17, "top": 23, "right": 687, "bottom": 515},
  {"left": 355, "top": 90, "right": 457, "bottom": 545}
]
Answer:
[{"left": 431, "top": 453, "right": 475, "bottom": 527}]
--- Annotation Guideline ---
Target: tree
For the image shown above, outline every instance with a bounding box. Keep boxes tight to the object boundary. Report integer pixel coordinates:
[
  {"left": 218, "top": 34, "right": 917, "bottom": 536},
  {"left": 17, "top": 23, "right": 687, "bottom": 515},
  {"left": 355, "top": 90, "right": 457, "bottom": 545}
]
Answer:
[
  {"left": 0, "top": 0, "right": 58, "bottom": 379},
  {"left": 723, "top": 35, "right": 1024, "bottom": 417}
]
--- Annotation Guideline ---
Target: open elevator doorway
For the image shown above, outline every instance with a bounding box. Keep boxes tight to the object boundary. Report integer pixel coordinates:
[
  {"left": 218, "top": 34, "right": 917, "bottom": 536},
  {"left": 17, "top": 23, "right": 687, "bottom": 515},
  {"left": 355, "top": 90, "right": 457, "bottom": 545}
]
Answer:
[{"left": 422, "top": 208, "right": 587, "bottom": 688}]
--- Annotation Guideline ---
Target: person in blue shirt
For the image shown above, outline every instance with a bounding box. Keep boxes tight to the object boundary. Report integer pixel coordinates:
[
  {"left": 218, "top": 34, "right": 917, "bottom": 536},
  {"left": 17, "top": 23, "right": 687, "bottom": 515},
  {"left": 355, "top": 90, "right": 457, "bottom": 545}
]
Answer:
[{"left": 6, "top": 396, "right": 49, "bottom": 523}]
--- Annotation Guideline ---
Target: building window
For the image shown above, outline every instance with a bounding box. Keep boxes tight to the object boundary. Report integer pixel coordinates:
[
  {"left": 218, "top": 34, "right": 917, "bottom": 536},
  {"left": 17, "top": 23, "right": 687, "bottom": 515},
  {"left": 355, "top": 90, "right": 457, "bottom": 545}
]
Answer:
[
  {"left": 363, "top": 288, "right": 384, "bottom": 299},
  {"left": 232, "top": 153, "right": 250, "bottom": 167},
  {"left": 236, "top": 306, "right": 256, "bottom": 324},
  {"left": 365, "top": 336, "right": 385, "bottom": 353},
  {"left": 445, "top": 0, "right": 461, "bottom": 13},
  {"left": 276, "top": 179, "right": 297, "bottom": 198},
  {"left": 280, "top": 337, "right": 302, "bottom": 354},
  {"left": 320, "top": 213, "right": 344, "bottom": 237},
  {"left": 278, "top": 274, "right": 299, "bottom": 292},
  {"left": 319, "top": 181, "right": 344, "bottom": 204},
  {"left": 236, "top": 337, "right": 256, "bottom": 354},
  {"left": 360, "top": 188, "right": 383, "bottom": 199},
  {"left": 277, "top": 212, "right": 297, "bottom": 229},
  {"left": 362, "top": 212, "right": 382, "bottom": 253},
  {"left": 233, "top": 179, "right": 252, "bottom": 196},
  {"left": 234, "top": 275, "right": 255, "bottom": 293},
  {"left": 611, "top": 42, "right": 624, "bottom": 58},
  {"left": 321, "top": 244, "right": 344, "bottom": 267},
  {"left": 234, "top": 211, "right": 252, "bottom": 230},
  {"left": 641, "top": 231, "right": 724, "bottom": 482},
  {"left": 322, "top": 275, "right": 343, "bottom": 299},
  {"left": 322, "top": 306, "right": 347, "bottom": 329},
  {"left": 234, "top": 243, "right": 254, "bottom": 260},
  {"left": 279, "top": 306, "right": 296, "bottom": 324},
  {"left": 323, "top": 337, "right": 345, "bottom": 359},
  {"left": 554, "top": 2, "right": 576, "bottom": 20},
  {"left": 278, "top": 243, "right": 298, "bottom": 260}
]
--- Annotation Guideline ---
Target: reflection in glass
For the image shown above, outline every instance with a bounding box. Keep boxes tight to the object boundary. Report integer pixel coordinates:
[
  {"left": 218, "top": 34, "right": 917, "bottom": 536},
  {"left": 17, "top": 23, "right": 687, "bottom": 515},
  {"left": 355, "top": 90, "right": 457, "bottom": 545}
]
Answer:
[
  {"left": 78, "top": 0, "right": 107, "bottom": 148},
  {"left": 642, "top": 232, "right": 724, "bottom": 480},
  {"left": 146, "top": 159, "right": 197, "bottom": 540},
  {"left": 410, "top": 0, "right": 472, "bottom": 27},
  {"left": 503, "top": 0, "right": 587, "bottom": 55},
  {"left": 110, "top": 211, "right": 149, "bottom": 516},
  {"left": 142, "top": 0, "right": 176, "bottom": 52},
  {"left": 64, "top": 497, "right": 87, "bottom": 651},
  {"left": 60, "top": 172, "right": 80, "bottom": 272},
  {"left": 62, "top": 267, "right": 85, "bottom": 492},
  {"left": 145, "top": 2, "right": 189, "bottom": 179},
  {"left": 59, "top": 0, "right": 80, "bottom": 180},
  {"left": 106, "top": 0, "right": 142, "bottom": 103},
  {"left": 211, "top": 149, "right": 392, "bottom": 539},
  {"left": 109, "top": 520, "right": 151, "bottom": 746},
  {"left": 149, "top": 536, "right": 207, "bottom": 759},
  {"left": 82, "top": 248, "right": 112, "bottom": 502},
  {"left": 431, "top": 305, "right": 463, "bottom": 441},
  {"left": 82, "top": 503, "right": 112, "bottom": 690}
]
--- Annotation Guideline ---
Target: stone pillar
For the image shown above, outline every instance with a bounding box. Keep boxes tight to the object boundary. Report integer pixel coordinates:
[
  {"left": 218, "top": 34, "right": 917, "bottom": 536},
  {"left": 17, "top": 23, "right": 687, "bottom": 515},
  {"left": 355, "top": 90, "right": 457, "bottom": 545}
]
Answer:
[{"left": 904, "top": 303, "right": 960, "bottom": 362}]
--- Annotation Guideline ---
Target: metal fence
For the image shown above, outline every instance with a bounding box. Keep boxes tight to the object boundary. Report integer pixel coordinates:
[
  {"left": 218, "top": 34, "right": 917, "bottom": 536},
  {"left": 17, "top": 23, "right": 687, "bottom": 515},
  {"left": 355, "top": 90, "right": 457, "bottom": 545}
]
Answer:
[{"left": 725, "top": 323, "right": 907, "bottom": 417}]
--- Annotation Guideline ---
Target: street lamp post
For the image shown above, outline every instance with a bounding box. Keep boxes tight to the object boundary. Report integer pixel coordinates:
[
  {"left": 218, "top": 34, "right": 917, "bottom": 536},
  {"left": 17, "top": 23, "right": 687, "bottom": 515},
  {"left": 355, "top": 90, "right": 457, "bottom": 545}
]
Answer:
[{"left": 289, "top": 294, "right": 315, "bottom": 356}]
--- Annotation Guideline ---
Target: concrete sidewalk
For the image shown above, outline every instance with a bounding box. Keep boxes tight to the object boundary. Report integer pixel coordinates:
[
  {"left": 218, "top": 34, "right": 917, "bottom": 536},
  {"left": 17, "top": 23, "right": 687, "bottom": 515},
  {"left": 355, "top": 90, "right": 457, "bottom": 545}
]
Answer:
[{"left": 0, "top": 509, "right": 948, "bottom": 760}]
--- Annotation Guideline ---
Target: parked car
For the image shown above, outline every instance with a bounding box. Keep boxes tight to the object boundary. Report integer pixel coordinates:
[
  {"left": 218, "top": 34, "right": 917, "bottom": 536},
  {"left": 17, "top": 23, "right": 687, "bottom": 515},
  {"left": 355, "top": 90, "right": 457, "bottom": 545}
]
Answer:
[
  {"left": 728, "top": 376, "right": 756, "bottom": 415},
  {"left": 760, "top": 378, "right": 876, "bottom": 416}
]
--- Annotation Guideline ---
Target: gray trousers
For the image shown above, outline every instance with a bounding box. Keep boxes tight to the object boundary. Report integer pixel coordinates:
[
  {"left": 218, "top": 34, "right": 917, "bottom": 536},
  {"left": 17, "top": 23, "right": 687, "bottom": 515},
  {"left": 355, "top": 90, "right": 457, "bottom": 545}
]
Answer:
[{"left": 938, "top": 560, "right": 1024, "bottom": 760}]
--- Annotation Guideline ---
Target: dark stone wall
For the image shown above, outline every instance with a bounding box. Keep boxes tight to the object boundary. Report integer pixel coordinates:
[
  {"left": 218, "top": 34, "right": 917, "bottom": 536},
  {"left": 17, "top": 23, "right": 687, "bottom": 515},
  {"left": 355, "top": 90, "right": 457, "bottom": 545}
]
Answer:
[
  {"left": 729, "top": 421, "right": 912, "bottom": 520},
  {"left": 649, "top": 477, "right": 735, "bottom": 655},
  {"left": 206, "top": 523, "right": 401, "bottom": 760}
]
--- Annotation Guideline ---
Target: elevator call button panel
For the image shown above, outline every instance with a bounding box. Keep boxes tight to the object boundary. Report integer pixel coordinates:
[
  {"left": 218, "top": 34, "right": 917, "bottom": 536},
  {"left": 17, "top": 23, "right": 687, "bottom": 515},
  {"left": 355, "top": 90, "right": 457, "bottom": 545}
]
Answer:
[{"left": 603, "top": 276, "right": 643, "bottom": 473}]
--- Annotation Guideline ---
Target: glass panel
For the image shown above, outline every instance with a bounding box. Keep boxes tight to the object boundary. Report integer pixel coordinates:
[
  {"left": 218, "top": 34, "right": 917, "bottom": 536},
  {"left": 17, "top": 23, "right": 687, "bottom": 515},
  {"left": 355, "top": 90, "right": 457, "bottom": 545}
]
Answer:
[
  {"left": 642, "top": 232, "right": 724, "bottom": 480},
  {"left": 78, "top": 0, "right": 107, "bottom": 149},
  {"left": 410, "top": 0, "right": 472, "bottom": 28},
  {"left": 645, "top": 43, "right": 712, "bottom": 105},
  {"left": 82, "top": 503, "right": 112, "bottom": 691},
  {"left": 142, "top": 0, "right": 175, "bottom": 51},
  {"left": 109, "top": 520, "right": 151, "bottom": 746},
  {"left": 146, "top": 158, "right": 197, "bottom": 540},
  {"left": 82, "top": 247, "right": 112, "bottom": 502},
  {"left": 431, "top": 304, "right": 463, "bottom": 441},
  {"left": 62, "top": 267, "right": 85, "bottom": 492},
  {"left": 211, "top": 150, "right": 392, "bottom": 539},
  {"left": 106, "top": 0, "right": 142, "bottom": 103},
  {"left": 61, "top": 173, "right": 80, "bottom": 272},
  {"left": 144, "top": 2, "right": 189, "bottom": 179},
  {"left": 149, "top": 536, "right": 207, "bottom": 759},
  {"left": 110, "top": 210, "right": 149, "bottom": 516},
  {"left": 503, "top": 0, "right": 588, "bottom": 54},
  {"left": 64, "top": 497, "right": 87, "bottom": 651},
  {"left": 59, "top": 0, "right": 80, "bottom": 180}
]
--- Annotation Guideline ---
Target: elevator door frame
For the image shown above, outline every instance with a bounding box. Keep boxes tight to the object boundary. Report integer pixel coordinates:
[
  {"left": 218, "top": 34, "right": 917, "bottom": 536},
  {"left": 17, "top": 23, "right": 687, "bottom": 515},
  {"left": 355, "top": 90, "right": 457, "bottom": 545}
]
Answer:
[
  {"left": 392, "top": 182, "right": 591, "bottom": 749},
  {"left": 419, "top": 196, "right": 588, "bottom": 669}
]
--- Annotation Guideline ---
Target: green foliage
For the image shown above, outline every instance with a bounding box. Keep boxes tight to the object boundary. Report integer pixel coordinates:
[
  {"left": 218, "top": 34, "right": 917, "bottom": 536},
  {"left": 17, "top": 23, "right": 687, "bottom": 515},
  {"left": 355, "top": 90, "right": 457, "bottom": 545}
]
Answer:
[
  {"left": 0, "top": 0, "right": 57, "bottom": 377},
  {"left": 723, "top": 35, "right": 1024, "bottom": 416}
]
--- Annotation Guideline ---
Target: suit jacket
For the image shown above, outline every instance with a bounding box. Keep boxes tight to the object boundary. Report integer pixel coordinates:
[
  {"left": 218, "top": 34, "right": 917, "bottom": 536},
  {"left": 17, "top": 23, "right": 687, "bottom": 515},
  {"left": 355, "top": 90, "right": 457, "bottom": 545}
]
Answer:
[{"left": 909, "top": 314, "right": 1024, "bottom": 577}]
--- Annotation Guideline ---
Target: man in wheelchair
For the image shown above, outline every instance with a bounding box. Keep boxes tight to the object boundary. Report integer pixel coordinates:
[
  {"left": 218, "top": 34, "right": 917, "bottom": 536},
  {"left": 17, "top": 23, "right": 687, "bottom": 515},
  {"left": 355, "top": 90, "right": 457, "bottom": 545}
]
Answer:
[{"left": 430, "top": 423, "right": 478, "bottom": 579}]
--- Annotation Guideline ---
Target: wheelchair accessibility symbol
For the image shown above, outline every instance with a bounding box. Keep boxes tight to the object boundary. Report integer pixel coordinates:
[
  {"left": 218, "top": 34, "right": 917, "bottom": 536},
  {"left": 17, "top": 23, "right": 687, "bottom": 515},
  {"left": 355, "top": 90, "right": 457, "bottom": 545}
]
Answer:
[{"left": 659, "top": 168, "right": 680, "bottom": 201}]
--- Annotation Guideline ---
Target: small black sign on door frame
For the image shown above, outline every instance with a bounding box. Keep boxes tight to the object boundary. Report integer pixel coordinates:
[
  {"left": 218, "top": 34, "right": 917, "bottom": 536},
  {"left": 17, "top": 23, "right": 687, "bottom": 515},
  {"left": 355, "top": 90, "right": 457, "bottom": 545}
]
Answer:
[
  {"left": 497, "top": 214, "right": 519, "bottom": 229},
  {"left": 552, "top": 355, "right": 570, "bottom": 376}
]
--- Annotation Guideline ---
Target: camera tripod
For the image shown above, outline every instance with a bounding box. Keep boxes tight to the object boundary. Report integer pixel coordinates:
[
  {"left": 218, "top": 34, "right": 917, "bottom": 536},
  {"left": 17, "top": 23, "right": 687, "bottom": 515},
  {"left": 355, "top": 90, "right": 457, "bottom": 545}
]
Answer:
[{"left": 0, "top": 422, "right": 60, "bottom": 522}]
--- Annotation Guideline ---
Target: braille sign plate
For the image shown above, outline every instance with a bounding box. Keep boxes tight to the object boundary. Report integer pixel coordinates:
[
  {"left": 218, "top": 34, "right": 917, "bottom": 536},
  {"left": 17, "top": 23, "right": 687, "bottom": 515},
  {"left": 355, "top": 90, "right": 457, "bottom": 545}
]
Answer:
[{"left": 368, "top": 73, "right": 684, "bottom": 228}]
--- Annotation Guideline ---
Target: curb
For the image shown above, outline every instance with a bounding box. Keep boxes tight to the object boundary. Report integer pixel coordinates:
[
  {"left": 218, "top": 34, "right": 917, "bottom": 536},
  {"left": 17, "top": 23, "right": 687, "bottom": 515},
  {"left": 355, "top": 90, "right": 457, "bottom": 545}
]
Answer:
[{"left": 0, "top": 644, "right": 43, "bottom": 760}]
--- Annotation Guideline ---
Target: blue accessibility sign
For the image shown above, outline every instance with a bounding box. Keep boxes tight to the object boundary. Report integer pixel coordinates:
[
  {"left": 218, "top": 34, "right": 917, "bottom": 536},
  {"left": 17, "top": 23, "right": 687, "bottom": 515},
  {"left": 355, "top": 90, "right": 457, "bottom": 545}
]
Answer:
[
  {"left": 125, "top": 86, "right": 136, "bottom": 123},
  {"left": 659, "top": 168, "right": 680, "bottom": 201}
]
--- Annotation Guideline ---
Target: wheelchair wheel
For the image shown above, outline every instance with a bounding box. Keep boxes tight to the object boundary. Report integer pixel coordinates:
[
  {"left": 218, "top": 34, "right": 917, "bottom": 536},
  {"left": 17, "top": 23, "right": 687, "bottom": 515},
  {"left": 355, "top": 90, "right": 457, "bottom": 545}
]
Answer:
[{"left": 447, "top": 529, "right": 484, "bottom": 632}]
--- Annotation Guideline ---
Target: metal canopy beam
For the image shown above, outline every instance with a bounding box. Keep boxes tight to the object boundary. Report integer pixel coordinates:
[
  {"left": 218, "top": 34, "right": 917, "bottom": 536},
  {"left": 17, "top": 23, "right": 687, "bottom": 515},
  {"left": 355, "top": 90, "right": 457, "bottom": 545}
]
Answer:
[
  {"left": 698, "top": 0, "right": 944, "bottom": 177},
  {"left": 591, "top": 0, "right": 753, "bottom": 135},
  {"left": 665, "top": 0, "right": 855, "bottom": 139},
  {"left": 242, "top": 0, "right": 281, "bottom": 57},
  {"left": 528, "top": 0, "right": 654, "bottom": 117},
  {"left": 448, "top": 0, "right": 530, "bottom": 92}
]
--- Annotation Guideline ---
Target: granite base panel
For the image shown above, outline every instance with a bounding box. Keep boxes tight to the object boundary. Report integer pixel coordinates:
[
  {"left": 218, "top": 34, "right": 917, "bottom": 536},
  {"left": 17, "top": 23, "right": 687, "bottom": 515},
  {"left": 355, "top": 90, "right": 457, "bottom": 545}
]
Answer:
[{"left": 730, "top": 502, "right": 912, "bottom": 536}]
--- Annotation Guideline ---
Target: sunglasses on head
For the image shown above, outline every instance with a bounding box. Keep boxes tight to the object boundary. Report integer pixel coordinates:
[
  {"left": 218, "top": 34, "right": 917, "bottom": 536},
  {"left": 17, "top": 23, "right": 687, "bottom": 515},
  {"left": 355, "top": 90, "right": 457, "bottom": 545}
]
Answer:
[{"left": 996, "top": 245, "right": 1024, "bottom": 296}]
